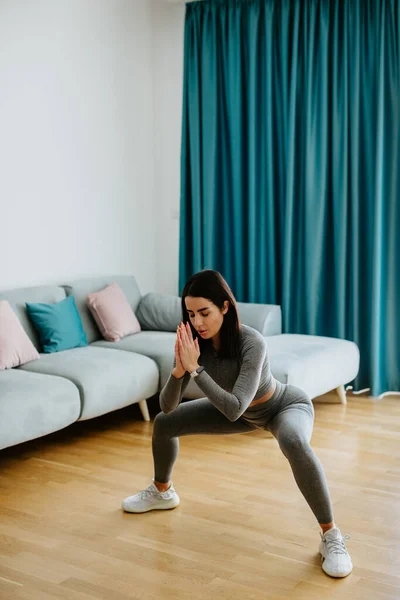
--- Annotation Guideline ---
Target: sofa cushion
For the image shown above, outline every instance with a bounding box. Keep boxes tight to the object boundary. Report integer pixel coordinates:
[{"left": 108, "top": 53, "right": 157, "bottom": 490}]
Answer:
[
  {"left": 92, "top": 331, "right": 176, "bottom": 391},
  {"left": 20, "top": 346, "right": 159, "bottom": 421},
  {"left": 0, "top": 300, "right": 40, "bottom": 369},
  {"left": 26, "top": 296, "right": 88, "bottom": 353},
  {"left": 87, "top": 282, "right": 141, "bottom": 342},
  {"left": 136, "top": 294, "right": 181, "bottom": 332},
  {"left": 63, "top": 276, "right": 142, "bottom": 344},
  {"left": 0, "top": 369, "right": 80, "bottom": 450},
  {"left": 266, "top": 334, "right": 360, "bottom": 398},
  {"left": 0, "top": 285, "right": 66, "bottom": 350},
  {"left": 91, "top": 331, "right": 222, "bottom": 400},
  {"left": 136, "top": 292, "right": 282, "bottom": 336}
]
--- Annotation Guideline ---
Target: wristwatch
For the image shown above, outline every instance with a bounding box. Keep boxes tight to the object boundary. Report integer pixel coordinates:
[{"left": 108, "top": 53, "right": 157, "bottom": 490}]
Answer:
[{"left": 190, "top": 366, "right": 205, "bottom": 378}]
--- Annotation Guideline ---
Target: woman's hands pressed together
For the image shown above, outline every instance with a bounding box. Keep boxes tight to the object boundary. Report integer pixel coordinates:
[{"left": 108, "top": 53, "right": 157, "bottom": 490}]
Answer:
[{"left": 172, "top": 322, "right": 200, "bottom": 379}]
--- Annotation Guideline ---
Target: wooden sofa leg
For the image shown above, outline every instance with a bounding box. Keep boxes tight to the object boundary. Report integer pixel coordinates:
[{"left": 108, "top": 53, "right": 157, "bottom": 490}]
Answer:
[
  {"left": 336, "top": 385, "right": 347, "bottom": 404},
  {"left": 138, "top": 400, "right": 150, "bottom": 422}
]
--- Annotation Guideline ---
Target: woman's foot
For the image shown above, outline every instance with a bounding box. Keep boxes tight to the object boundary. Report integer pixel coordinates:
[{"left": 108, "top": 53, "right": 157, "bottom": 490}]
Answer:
[
  {"left": 319, "top": 526, "right": 353, "bottom": 577},
  {"left": 122, "top": 481, "right": 180, "bottom": 513}
]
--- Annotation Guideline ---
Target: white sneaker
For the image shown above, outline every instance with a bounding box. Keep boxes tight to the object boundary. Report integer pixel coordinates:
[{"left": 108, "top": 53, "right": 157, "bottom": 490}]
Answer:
[
  {"left": 122, "top": 481, "right": 180, "bottom": 513},
  {"left": 319, "top": 526, "right": 353, "bottom": 578}
]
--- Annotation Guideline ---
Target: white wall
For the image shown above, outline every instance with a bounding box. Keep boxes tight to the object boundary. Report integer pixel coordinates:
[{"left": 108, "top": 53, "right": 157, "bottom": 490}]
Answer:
[
  {"left": 151, "top": 0, "right": 185, "bottom": 295},
  {"left": 0, "top": 0, "right": 156, "bottom": 293}
]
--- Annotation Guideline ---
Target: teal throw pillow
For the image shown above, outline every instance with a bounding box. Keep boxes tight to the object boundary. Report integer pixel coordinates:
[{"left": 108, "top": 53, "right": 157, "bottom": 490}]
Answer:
[{"left": 26, "top": 296, "right": 88, "bottom": 353}]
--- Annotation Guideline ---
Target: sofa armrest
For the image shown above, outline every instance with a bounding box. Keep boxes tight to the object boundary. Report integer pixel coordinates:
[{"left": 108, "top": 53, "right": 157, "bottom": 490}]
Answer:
[{"left": 237, "top": 302, "right": 282, "bottom": 336}]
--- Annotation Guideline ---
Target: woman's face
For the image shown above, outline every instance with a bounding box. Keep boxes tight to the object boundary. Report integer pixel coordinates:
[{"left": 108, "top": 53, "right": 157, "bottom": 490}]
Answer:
[{"left": 185, "top": 296, "right": 229, "bottom": 343}]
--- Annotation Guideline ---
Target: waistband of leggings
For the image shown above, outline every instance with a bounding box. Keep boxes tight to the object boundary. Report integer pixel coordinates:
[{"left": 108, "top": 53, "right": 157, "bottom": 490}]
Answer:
[
  {"left": 246, "top": 378, "right": 285, "bottom": 412},
  {"left": 266, "top": 378, "right": 286, "bottom": 405}
]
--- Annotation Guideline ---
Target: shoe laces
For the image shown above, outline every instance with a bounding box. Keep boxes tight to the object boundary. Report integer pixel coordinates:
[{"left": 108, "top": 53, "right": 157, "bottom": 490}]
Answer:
[
  {"left": 138, "top": 485, "right": 158, "bottom": 499},
  {"left": 324, "top": 533, "right": 350, "bottom": 555}
]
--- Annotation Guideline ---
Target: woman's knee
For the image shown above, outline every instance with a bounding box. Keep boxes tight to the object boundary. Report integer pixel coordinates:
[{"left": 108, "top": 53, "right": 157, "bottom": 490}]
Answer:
[
  {"left": 153, "top": 411, "right": 170, "bottom": 436},
  {"left": 278, "top": 430, "right": 311, "bottom": 459},
  {"left": 153, "top": 410, "right": 178, "bottom": 439}
]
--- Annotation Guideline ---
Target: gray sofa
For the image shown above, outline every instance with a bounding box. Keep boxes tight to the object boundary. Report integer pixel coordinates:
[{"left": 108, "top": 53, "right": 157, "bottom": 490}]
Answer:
[{"left": 0, "top": 275, "right": 360, "bottom": 451}]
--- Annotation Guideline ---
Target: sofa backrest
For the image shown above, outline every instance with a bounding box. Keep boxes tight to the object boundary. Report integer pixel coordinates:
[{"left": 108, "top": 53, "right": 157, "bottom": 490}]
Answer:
[
  {"left": 0, "top": 278, "right": 281, "bottom": 350},
  {"left": 0, "top": 285, "right": 66, "bottom": 350},
  {"left": 136, "top": 293, "right": 282, "bottom": 337},
  {"left": 63, "top": 275, "right": 142, "bottom": 343}
]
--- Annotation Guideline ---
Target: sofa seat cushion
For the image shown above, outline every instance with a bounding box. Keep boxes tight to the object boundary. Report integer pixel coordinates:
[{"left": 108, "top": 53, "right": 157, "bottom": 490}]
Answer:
[
  {"left": 92, "top": 332, "right": 204, "bottom": 399},
  {"left": 19, "top": 346, "right": 159, "bottom": 421},
  {"left": 0, "top": 369, "right": 80, "bottom": 450},
  {"left": 266, "top": 334, "right": 360, "bottom": 399},
  {"left": 92, "top": 331, "right": 175, "bottom": 391}
]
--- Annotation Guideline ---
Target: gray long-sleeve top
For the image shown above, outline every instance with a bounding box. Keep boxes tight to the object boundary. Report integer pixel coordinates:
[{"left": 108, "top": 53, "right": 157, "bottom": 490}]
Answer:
[{"left": 159, "top": 325, "right": 275, "bottom": 421}]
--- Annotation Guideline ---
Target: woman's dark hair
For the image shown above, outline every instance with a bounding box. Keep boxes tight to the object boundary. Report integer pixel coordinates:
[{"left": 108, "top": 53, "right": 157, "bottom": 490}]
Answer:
[{"left": 181, "top": 270, "right": 241, "bottom": 359}]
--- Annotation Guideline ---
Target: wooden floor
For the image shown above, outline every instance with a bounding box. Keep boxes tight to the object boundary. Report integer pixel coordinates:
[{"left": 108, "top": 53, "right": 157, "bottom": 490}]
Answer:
[{"left": 0, "top": 393, "right": 399, "bottom": 600}]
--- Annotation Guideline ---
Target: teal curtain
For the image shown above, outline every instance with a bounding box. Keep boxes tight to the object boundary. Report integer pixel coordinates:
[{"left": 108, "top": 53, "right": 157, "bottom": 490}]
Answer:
[{"left": 179, "top": 0, "right": 400, "bottom": 396}]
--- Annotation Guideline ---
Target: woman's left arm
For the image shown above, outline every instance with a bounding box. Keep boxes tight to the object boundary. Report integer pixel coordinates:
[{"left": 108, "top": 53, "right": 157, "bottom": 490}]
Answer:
[{"left": 195, "top": 339, "right": 267, "bottom": 421}]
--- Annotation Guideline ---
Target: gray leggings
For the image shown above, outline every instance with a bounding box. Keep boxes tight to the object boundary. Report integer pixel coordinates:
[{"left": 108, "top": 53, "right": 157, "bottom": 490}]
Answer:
[{"left": 152, "top": 380, "right": 334, "bottom": 524}]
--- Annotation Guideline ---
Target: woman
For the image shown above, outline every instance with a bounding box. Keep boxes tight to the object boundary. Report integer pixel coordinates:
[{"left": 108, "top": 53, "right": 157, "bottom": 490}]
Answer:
[{"left": 122, "top": 270, "right": 353, "bottom": 578}]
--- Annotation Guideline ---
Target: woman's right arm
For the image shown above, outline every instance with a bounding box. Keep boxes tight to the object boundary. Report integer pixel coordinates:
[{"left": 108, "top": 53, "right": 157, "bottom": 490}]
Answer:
[
  {"left": 159, "top": 369, "right": 190, "bottom": 414},
  {"left": 159, "top": 332, "right": 190, "bottom": 413}
]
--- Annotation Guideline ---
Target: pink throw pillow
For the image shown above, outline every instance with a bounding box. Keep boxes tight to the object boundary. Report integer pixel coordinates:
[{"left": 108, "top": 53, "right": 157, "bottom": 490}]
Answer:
[
  {"left": 86, "top": 282, "right": 141, "bottom": 342},
  {"left": 0, "top": 300, "right": 40, "bottom": 370}
]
